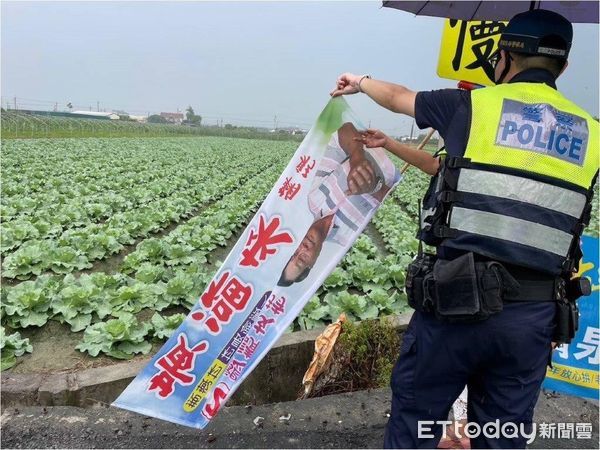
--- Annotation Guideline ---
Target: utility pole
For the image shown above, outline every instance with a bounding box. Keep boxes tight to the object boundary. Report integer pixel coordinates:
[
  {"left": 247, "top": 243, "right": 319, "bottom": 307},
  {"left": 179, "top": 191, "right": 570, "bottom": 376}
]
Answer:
[
  {"left": 97, "top": 101, "right": 100, "bottom": 112},
  {"left": 410, "top": 120, "right": 415, "bottom": 141},
  {"left": 14, "top": 97, "right": 17, "bottom": 110},
  {"left": 274, "top": 115, "right": 278, "bottom": 130}
]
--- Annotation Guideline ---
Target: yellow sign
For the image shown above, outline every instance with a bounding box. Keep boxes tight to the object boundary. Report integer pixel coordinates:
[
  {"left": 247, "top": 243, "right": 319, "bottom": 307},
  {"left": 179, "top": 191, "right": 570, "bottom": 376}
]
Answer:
[
  {"left": 546, "top": 362, "right": 600, "bottom": 390},
  {"left": 437, "top": 19, "right": 507, "bottom": 86},
  {"left": 183, "top": 359, "right": 227, "bottom": 412}
]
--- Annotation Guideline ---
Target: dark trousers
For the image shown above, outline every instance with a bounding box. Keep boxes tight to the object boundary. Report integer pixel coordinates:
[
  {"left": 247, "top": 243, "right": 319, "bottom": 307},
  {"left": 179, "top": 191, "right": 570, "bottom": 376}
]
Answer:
[{"left": 384, "top": 301, "right": 555, "bottom": 449}]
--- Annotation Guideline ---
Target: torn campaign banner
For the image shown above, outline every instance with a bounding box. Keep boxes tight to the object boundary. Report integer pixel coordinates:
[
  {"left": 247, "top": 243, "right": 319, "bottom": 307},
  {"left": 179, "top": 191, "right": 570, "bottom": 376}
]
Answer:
[{"left": 112, "top": 97, "right": 402, "bottom": 428}]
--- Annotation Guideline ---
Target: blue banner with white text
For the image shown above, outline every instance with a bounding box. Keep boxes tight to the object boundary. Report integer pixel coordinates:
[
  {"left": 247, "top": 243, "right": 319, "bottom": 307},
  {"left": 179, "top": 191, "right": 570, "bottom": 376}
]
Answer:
[{"left": 543, "top": 235, "right": 599, "bottom": 399}]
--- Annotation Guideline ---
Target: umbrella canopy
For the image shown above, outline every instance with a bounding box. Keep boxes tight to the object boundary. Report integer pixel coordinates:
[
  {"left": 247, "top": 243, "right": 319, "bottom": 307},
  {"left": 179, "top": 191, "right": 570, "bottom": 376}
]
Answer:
[{"left": 383, "top": 1, "right": 600, "bottom": 23}]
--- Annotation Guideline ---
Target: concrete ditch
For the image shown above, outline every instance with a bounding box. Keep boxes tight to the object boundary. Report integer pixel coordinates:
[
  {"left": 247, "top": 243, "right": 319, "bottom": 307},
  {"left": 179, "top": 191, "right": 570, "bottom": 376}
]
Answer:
[
  {"left": 1, "top": 313, "right": 413, "bottom": 408},
  {"left": 1, "top": 388, "right": 597, "bottom": 449},
  {"left": 2, "top": 311, "right": 598, "bottom": 449}
]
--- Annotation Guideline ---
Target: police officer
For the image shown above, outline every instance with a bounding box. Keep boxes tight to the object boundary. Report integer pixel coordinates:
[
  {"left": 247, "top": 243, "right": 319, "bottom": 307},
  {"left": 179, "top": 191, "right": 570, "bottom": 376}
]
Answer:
[{"left": 331, "top": 9, "right": 598, "bottom": 449}]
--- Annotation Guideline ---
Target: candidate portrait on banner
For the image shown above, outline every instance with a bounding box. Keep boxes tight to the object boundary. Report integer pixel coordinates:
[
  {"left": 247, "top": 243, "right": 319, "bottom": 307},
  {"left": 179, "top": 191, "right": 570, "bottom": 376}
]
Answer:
[{"left": 278, "top": 122, "right": 400, "bottom": 287}]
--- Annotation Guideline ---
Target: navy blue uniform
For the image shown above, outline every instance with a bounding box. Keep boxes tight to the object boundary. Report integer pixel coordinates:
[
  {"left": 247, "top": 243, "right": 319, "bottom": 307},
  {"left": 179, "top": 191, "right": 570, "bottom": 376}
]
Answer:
[{"left": 384, "top": 70, "right": 558, "bottom": 449}]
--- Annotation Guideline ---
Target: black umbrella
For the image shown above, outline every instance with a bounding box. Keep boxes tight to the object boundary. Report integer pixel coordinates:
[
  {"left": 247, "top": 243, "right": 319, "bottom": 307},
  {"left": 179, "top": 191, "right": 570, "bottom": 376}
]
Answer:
[{"left": 383, "top": 1, "right": 600, "bottom": 23}]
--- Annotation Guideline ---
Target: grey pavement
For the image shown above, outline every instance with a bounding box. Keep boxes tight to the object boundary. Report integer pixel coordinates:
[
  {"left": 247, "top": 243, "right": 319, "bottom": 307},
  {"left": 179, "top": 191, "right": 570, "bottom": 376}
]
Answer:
[{"left": 1, "top": 388, "right": 597, "bottom": 449}]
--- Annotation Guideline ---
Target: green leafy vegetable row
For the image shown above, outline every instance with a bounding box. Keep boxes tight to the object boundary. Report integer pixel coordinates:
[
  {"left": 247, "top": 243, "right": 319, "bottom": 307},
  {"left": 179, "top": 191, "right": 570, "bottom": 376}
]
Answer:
[
  {"left": 1, "top": 166, "right": 282, "bottom": 334},
  {"left": 2, "top": 139, "right": 293, "bottom": 277}
]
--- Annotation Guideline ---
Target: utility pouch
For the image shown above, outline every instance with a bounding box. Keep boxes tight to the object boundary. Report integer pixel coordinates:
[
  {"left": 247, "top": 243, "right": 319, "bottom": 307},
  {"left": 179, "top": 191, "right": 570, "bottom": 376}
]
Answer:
[
  {"left": 553, "top": 278, "right": 582, "bottom": 344},
  {"left": 432, "top": 252, "right": 481, "bottom": 319},
  {"left": 477, "top": 261, "right": 516, "bottom": 317},
  {"left": 431, "top": 253, "right": 512, "bottom": 323},
  {"left": 570, "top": 300, "right": 580, "bottom": 337},
  {"left": 554, "top": 299, "right": 577, "bottom": 344},
  {"left": 405, "top": 253, "right": 437, "bottom": 313}
]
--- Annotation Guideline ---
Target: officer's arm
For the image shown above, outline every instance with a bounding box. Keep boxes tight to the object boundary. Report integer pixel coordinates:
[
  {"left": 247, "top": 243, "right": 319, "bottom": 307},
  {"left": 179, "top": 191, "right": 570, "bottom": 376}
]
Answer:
[
  {"left": 359, "top": 78, "right": 417, "bottom": 117},
  {"left": 383, "top": 138, "right": 440, "bottom": 176}
]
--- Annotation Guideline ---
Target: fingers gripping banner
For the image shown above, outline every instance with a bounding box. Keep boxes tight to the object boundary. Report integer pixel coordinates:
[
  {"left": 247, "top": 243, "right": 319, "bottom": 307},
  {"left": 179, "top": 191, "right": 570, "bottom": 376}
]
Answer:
[{"left": 113, "top": 97, "right": 402, "bottom": 428}]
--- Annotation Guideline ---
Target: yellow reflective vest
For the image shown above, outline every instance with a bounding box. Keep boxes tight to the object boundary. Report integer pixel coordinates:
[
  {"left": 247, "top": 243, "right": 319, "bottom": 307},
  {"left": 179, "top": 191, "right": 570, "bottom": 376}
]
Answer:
[{"left": 420, "top": 81, "right": 599, "bottom": 275}]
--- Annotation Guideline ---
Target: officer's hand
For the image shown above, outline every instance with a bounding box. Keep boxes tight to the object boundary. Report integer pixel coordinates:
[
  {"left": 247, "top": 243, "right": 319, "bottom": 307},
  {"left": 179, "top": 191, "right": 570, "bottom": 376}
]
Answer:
[
  {"left": 330, "top": 73, "right": 361, "bottom": 97},
  {"left": 357, "top": 129, "right": 389, "bottom": 148},
  {"left": 347, "top": 155, "right": 376, "bottom": 195}
]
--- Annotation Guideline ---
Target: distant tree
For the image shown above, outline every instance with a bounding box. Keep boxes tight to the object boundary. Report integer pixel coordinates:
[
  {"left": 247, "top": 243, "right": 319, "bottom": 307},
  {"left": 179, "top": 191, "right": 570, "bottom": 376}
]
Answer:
[
  {"left": 186, "top": 106, "right": 195, "bottom": 121},
  {"left": 185, "top": 106, "right": 202, "bottom": 125},
  {"left": 147, "top": 114, "right": 168, "bottom": 124}
]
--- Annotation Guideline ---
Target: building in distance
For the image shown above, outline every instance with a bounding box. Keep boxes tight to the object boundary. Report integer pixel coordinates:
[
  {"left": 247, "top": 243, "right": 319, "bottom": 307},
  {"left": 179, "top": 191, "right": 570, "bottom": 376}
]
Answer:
[
  {"left": 71, "top": 110, "right": 120, "bottom": 120},
  {"left": 160, "top": 112, "right": 184, "bottom": 124}
]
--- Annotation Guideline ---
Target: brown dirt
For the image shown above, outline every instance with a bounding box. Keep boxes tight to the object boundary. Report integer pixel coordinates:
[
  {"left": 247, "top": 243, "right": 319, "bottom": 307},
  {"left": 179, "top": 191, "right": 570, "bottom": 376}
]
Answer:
[
  {"left": 9, "top": 320, "right": 122, "bottom": 374},
  {"left": 363, "top": 223, "right": 389, "bottom": 256}
]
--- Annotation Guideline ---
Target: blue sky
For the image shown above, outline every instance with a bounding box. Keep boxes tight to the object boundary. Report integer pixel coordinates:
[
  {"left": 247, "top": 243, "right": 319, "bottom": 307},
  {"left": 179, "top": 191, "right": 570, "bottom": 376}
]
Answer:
[{"left": 2, "top": 1, "right": 598, "bottom": 136}]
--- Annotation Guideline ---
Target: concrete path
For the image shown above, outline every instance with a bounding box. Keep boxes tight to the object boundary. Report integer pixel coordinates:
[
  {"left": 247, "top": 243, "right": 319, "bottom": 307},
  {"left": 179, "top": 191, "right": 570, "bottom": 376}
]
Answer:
[{"left": 1, "top": 388, "right": 597, "bottom": 449}]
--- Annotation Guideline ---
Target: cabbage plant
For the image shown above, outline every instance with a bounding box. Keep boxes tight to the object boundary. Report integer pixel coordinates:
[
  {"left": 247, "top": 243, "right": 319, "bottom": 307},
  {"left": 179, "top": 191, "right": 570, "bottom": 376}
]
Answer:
[
  {"left": 76, "top": 313, "right": 152, "bottom": 359},
  {"left": 1, "top": 326, "right": 32, "bottom": 370}
]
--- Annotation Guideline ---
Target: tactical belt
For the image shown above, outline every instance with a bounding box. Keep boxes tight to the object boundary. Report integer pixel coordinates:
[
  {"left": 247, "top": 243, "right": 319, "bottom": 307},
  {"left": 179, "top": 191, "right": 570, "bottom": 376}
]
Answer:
[
  {"left": 469, "top": 259, "right": 557, "bottom": 302},
  {"left": 503, "top": 278, "right": 557, "bottom": 302}
]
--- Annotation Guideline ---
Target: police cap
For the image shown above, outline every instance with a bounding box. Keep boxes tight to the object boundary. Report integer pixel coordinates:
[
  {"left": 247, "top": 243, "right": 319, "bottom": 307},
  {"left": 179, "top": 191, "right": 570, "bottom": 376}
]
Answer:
[{"left": 498, "top": 9, "right": 573, "bottom": 59}]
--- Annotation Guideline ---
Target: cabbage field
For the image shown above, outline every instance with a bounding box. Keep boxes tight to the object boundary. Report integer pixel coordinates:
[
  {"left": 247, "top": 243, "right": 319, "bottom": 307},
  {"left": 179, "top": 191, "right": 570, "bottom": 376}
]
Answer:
[
  {"left": 2, "top": 136, "right": 597, "bottom": 370},
  {"left": 0, "top": 136, "right": 431, "bottom": 370}
]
